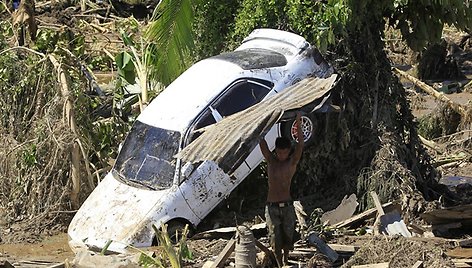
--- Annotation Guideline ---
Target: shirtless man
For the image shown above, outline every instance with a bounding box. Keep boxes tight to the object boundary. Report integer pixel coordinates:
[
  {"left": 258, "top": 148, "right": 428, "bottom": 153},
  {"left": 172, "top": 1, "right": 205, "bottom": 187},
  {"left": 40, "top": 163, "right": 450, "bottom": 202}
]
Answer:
[{"left": 259, "top": 112, "right": 304, "bottom": 267}]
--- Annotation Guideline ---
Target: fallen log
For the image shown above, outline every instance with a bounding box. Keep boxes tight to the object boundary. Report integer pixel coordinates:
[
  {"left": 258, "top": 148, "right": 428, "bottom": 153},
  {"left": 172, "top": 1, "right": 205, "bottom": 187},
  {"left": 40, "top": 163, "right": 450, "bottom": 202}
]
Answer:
[{"left": 393, "top": 68, "right": 467, "bottom": 117}]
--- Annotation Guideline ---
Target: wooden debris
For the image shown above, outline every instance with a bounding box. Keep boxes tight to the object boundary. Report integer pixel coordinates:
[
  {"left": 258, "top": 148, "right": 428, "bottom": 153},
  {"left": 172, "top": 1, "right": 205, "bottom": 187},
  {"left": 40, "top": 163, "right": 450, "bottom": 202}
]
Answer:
[
  {"left": 333, "top": 202, "right": 393, "bottom": 229},
  {"left": 352, "top": 263, "right": 390, "bottom": 268},
  {"left": 321, "top": 194, "right": 358, "bottom": 226},
  {"left": 408, "top": 223, "right": 427, "bottom": 235},
  {"left": 411, "top": 260, "right": 423, "bottom": 268},
  {"left": 370, "top": 192, "right": 411, "bottom": 237},
  {"left": 254, "top": 240, "right": 276, "bottom": 263},
  {"left": 306, "top": 233, "right": 339, "bottom": 262},
  {"left": 327, "top": 244, "right": 359, "bottom": 253},
  {"left": 452, "top": 259, "right": 472, "bottom": 268},
  {"left": 421, "top": 204, "right": 472, "bottom": 225},
  {"left": 447, "top": 247, "right": 472, "bottom": 259},
  {"left": 210, "top": 238, "right": 236, "bottom": 268},
  {"left": 393, "top": 68, "right": 467, "bottom": 117},
  {"left": 193, "top": 223, "right": 266, "bottom": 239},
  {"left": 371, "top": 191, "right": 385, "bottom": 235}
]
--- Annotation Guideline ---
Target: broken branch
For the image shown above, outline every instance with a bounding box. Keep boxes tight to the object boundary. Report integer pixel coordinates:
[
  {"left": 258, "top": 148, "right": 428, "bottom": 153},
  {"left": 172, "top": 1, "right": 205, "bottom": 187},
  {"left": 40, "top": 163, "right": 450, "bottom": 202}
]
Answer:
[{"left": 393, "top": 68, "right": 467, "bottom": 117}]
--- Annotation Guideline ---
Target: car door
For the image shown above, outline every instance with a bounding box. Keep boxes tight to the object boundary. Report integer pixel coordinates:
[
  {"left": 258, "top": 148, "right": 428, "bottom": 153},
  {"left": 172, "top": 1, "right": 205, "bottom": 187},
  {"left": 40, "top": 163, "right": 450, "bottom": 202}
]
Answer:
[{"left": 179, "top": 79, "right": 272, "bottom": 219}]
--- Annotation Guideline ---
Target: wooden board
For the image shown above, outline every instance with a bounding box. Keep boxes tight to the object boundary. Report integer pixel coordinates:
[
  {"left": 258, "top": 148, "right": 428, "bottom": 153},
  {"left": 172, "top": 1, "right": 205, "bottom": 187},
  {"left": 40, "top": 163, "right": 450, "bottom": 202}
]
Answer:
[
  {"left": 352, "top": 262, "right": 389, "bottom": 268},
  {"left": 327, "top": 244, "right": 359, "bottom": 253},
  {"left": 211, "top": 238, "right": 236, "bottom": 268},
  {"left": 447, "top": 248, "right": 472, "bottom": 259},
  {"left": 334, "top": 202, "right": 393, "bottom": 228},
  {"left": 421, "top": 204, "right": 472, "bottom": 224}
]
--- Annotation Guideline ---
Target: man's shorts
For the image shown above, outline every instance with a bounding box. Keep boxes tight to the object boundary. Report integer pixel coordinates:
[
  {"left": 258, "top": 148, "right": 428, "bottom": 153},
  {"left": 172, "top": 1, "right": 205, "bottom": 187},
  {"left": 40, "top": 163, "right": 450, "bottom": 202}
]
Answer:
[{"left": 265, "top": 201, "right": 296, "bottom": 252}]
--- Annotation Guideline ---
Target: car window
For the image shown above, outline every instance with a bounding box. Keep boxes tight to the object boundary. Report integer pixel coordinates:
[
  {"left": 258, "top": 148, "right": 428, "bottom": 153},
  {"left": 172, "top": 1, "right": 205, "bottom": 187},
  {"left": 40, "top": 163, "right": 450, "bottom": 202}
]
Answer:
[
  {"left": 186, "top": 79, "right": 272, "bottom": 145},
  {"left": 113, "top": 121, "right": 180, "bottom": 190},
  {"left": 188, "top": 110, "right": 216, "bottom": 143},
  {"left": 214, "top": 80, "right": 271, "bottom": 117}
]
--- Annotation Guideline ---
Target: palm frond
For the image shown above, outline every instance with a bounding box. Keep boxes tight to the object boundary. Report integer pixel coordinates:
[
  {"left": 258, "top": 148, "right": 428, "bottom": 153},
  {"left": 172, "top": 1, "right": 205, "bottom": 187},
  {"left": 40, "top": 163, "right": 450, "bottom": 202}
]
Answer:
[{"left": 145, "top": 0, "right": 196, "bottom": 86}]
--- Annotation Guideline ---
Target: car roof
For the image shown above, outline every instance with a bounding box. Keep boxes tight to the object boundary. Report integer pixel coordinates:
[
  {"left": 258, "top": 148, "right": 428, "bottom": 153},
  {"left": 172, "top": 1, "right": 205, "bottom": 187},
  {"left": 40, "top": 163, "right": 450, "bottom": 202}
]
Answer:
[
  {"left": 138, "top": 30, "right": 310, "bottom": 132},
  {"left": 138, "top": 58, "right": 246, "bottom": 132}
]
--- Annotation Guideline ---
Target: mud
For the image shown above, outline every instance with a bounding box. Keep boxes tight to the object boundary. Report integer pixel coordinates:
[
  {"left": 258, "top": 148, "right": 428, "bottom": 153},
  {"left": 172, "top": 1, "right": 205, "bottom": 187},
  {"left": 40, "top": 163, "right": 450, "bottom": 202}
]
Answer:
[{"left": 0, "top": 233, "right": 74, "bottom": 263}]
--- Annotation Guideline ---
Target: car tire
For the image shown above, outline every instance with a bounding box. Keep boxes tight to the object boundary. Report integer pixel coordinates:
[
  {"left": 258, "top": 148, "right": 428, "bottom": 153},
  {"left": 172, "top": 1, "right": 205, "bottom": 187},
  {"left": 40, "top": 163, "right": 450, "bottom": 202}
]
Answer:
[
  {"left": 282, "top": 113, "right": 317, "bottom": 147},
  {"left": 166, "top": 220, "right": 193, "bottom": 243}
]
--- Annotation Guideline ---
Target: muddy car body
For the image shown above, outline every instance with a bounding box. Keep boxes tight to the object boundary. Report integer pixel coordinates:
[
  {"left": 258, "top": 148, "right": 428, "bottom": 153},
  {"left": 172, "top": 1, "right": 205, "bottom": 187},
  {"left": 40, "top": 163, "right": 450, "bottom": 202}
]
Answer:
[{"left": 68, "top": 29, "right": 334, "bottom": 253}]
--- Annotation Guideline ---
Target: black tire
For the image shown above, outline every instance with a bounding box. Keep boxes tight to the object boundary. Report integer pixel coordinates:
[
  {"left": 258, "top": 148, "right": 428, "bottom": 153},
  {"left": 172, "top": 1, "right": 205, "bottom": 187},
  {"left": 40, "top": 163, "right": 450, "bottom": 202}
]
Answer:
[
  {"left": 282, "top": 113, "right": 317, "bottom": 147},
  {"left": 166, "top": 220, "right": 193, "bottom": 243}
]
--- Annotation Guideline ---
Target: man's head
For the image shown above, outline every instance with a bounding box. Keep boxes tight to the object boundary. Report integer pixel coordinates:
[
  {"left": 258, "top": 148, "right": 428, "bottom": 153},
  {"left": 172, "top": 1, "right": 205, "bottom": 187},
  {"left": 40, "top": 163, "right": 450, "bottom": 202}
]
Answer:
[{"left": 275, "top": 137, "right": 291, "bottom": 161}]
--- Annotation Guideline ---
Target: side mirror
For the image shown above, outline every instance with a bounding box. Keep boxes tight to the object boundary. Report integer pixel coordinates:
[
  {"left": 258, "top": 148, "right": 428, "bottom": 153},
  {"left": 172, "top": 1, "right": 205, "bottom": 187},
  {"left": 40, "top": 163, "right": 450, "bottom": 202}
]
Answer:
[{"left": 181, "top": 162, "right": 194, "bottom": 179}]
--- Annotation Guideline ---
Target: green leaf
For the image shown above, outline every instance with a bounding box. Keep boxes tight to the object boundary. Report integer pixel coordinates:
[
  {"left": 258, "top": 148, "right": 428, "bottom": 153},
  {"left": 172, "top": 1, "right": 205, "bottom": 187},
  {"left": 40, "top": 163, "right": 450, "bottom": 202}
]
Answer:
[
  {"left": 115, "top": 52, "right": 136, "bottom": 85},
  {"left": 145, "top": 0, "right": 196, "bottom": 85}
]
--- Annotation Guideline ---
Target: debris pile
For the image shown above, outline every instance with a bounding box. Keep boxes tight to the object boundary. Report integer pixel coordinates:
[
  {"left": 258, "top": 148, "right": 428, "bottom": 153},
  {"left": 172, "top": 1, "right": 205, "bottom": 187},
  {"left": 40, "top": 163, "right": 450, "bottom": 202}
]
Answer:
[{"left": 184, "top": 191, "right": 472, "bottom": 267}]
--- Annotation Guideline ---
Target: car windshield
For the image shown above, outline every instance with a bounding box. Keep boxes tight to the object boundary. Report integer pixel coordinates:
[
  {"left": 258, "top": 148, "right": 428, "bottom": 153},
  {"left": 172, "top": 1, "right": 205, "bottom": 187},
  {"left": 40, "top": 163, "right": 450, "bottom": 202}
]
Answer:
[{"left": 113, "top": 121, "right": 180, "bottom": 190}]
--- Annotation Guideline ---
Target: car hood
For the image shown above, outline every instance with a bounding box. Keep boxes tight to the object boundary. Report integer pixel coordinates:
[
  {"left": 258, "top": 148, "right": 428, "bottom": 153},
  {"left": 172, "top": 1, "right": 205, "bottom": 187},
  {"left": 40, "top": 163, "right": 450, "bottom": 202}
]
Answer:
[{"left": 68, "top": 172, "right": 171, "bottom": 252}]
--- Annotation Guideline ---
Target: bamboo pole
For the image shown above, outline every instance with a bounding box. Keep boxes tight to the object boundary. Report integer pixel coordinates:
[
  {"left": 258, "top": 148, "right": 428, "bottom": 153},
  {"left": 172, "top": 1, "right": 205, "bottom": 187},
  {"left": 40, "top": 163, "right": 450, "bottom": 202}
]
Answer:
[
  {"left": 49, "top": 55, "right": 81, "bottom": 209},
  {"left": 393, "top": 68, "right": 467, "bottom": 117}
]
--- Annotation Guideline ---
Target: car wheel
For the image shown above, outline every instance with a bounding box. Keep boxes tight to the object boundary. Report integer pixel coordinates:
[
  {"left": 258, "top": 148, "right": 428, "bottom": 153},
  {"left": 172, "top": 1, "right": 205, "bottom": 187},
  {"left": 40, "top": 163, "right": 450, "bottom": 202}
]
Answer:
[
  {"left": 166, "top": 220, "right": 193, "bottom": 243},
  {"left": 282, "top": 113, "right": 316, "bottom": 147}
]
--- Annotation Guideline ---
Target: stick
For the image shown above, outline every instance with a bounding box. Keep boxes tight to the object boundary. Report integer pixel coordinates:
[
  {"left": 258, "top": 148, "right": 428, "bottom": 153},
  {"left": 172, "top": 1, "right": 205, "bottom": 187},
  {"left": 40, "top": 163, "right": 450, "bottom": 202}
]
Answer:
[
  {"left": 418, "top": 134, "right": 444, "bottom": 153},
  {"left": 49, "top": 55, "right": 82, "bottom": 209},
  {"left": 393, "top": 68, "right": 467, "bottom": 117}
]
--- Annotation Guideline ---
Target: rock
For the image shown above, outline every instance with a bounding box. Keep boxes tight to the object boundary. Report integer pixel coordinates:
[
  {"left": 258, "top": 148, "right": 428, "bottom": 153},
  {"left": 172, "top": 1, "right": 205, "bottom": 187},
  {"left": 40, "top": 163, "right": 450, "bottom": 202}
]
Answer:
[{"left": 72, "top": 249, "right": 141, "bottom": 268}]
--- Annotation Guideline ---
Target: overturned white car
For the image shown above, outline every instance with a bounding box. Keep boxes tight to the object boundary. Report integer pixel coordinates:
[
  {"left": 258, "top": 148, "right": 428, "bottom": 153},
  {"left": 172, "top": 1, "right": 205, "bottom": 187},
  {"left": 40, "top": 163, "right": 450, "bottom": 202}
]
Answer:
[{"left": 68, "top": 28, "right": 336, "bottom": 253}]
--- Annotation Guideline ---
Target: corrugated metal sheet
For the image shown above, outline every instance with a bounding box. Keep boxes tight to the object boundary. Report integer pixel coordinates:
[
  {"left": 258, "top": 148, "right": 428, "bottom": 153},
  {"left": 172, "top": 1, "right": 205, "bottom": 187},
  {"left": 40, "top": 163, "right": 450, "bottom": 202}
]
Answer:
[{"left": 177, "top": 74, "right": 338, "bottom": 172}]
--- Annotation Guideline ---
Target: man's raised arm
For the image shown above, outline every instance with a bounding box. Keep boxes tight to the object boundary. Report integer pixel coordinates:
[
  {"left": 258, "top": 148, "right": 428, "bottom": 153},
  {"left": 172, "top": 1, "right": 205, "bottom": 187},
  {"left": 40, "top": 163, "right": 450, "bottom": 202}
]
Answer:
[
  {"left": 292, "top": 112, "right": 304, "bottom": 165},
  {"left": 259, "top": 138, "right": 272, "bottom": 163}
]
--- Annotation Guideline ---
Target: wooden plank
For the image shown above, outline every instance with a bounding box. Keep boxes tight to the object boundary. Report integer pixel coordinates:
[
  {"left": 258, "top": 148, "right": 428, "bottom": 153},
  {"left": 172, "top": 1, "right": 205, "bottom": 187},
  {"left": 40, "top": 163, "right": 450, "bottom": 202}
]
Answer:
[
  {"left": 411, "top": 260, "right": 423, "bottom": 268},
  {"left": 254, "top": 239, "right": 276, "bottom": 262},
  {"left": 327, "top": 244, "right": 359, "bottom": 253},
  {"left": 409, "top": 223, "right": 427, "bottom": 235},
  {"left": 370, "top": 192, "right": 385, "bottom": 215},
  {"left": 421, "top": 204, "right": 472, "bottom": 224},
  {"left": 453, "top": 259, "right": 472, "bottom": 268},
  {"left": 447, "top": 248, "right": 472, "bottom": 259},
  {"left": 47, "top": 263, "right": 65, "bottom": 268},
  {"left": 211, "top": 238, "right": 236, "bottom": 268},
  {"left": 334, "top": 202, "right": 393, "bottom": 228},
  {"left": 352, "top": 263, "right": 390, "bottom": 268},
  {"left": 452, "top": 259, "right": 472, "bottom": 263}
]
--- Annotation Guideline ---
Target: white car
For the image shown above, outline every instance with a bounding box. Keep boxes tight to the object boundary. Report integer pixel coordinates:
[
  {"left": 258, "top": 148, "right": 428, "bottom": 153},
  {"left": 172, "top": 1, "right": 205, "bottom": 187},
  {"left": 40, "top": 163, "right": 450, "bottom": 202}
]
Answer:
[{"left": 68, "top": 28, "right": 335, "bottom": 253}]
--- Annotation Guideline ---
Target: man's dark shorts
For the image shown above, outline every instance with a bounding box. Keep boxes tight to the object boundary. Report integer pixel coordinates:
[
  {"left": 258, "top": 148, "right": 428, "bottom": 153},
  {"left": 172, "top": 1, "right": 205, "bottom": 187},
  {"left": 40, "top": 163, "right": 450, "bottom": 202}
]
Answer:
[{"left": 265, "top": 201, "right": 296, "bottom": 252}]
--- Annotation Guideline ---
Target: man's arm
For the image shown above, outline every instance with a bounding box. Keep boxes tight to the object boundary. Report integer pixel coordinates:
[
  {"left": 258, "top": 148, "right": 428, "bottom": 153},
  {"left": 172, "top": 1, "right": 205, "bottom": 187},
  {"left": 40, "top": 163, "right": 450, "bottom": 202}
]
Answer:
[
  {"left": 292, "top": 112, "right": 304, "bottom": 165},
  {"left": 259, "top": 138, "right": 272, "bottom": 163}
]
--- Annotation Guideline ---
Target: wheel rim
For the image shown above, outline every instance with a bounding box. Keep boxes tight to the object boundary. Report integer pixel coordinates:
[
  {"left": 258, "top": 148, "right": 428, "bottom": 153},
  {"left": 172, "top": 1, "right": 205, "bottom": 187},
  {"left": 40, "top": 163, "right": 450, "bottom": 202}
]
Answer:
[{"left": 290, "top": 116, "right": 313, "bottom": 142}]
